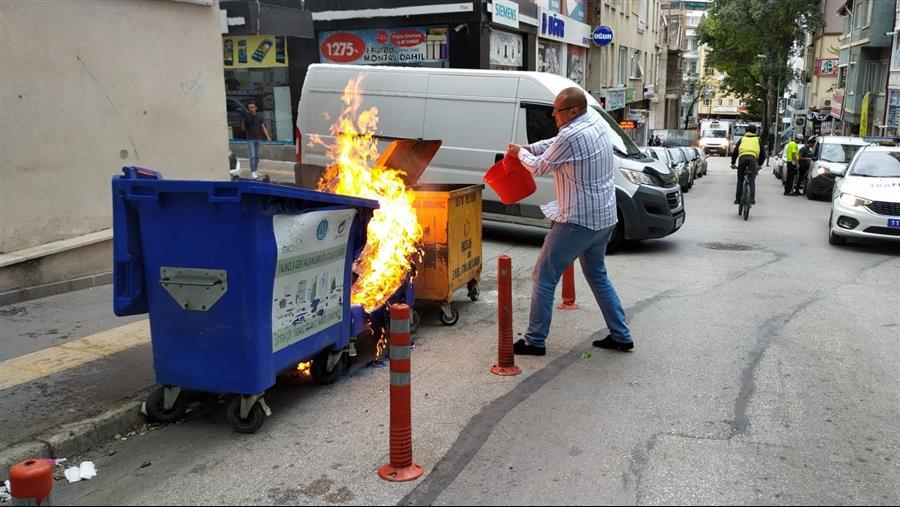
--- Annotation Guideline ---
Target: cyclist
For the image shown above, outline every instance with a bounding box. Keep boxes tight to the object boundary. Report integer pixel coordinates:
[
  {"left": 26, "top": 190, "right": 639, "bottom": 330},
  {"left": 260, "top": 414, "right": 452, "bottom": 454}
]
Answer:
[{"left": 730, "top": 124, "right": 767, "bottom": 205}]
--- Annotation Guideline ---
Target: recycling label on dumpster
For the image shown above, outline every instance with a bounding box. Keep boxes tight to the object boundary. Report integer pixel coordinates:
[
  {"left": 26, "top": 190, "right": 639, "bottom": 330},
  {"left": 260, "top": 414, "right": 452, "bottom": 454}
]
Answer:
[{"left": 271, "top": 209, "right": 357, "bottom": 352}]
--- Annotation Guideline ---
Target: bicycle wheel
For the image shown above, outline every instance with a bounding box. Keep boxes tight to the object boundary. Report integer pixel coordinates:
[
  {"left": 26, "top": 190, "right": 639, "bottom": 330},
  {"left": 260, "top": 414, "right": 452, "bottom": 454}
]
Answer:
[{"left": 743, "top": 200, "right": 750, "bottom": 220}]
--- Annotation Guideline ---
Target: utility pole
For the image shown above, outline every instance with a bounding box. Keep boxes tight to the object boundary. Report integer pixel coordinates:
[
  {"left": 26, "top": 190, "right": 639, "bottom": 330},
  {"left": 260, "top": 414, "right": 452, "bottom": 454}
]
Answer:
[{"left": 774, "top": 72, "right": 782, "bottom": 156}]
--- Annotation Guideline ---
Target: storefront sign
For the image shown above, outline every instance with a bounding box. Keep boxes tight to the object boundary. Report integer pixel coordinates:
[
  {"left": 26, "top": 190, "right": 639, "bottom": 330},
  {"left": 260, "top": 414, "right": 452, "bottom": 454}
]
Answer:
[
  {"left": 619, "top": 120, "right": 637, "bottom": 129},
  {"left": 887, "top": 90, "right": 900, "bottom": 131},
  {"left": 816, "top": 59, "right": 838, "bottom": 77},
  {"left": 538, "top": 8, "right": 591, "bottom": 47},
  {"left": 626, "top": 88, "right": 636, "bottom": 103},
  {"left": 493, "top": 0, "right": 520, "bottom": 29},
  {"left": 223, "top": 35, "right": 288, "bottom": 69},
  {"left": 713, "top": 106, "right": 738, "bottom": 113},
  {"left": 628, "top": 108, "right": 649, "bottom": 122},
  {"left": 318, "top": 26, "right": 448, "bottom": 65},
  {"left": 592, "top": 25, "right": 613, "bottom": 47},
  {"left": 490, "top": 29, "right": 523, "bottom": 68},
  {"left": 605, "top": 89, "right": 626, "bottom": 111}
]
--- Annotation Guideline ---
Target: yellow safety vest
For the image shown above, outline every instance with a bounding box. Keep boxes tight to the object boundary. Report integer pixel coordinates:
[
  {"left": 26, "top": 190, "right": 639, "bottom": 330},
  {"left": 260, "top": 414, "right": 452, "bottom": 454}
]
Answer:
[{"left": 738, "top": 133, "right": 760, "bottom": 159}]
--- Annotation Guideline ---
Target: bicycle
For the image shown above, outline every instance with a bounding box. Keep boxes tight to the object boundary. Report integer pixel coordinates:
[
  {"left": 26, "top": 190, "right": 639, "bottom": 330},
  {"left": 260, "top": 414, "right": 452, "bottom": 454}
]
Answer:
[{"left": 732, "top": 164, "right": 752, "bottom": 220}]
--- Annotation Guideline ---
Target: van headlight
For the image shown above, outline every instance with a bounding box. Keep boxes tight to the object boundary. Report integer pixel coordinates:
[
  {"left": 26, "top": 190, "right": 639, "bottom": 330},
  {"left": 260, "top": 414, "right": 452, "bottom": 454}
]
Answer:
[
  {"left": 839, "top": 193, "right": 872, "bottom": 207},
  {"left": 621, "top": 168, "right": 657, "bottom": 186}
]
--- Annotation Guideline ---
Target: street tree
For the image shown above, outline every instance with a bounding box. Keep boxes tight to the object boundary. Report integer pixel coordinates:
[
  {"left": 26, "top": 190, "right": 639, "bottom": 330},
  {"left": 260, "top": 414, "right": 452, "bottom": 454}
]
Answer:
[{"left": 697, "top": 0, "right": 823, "bottom": 140}]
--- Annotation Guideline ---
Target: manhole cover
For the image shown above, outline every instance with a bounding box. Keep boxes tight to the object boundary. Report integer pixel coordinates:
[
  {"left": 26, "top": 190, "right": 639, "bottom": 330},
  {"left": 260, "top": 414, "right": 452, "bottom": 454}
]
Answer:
[{"left": 700, "top": 242, "right": 757, "bottom": 251}]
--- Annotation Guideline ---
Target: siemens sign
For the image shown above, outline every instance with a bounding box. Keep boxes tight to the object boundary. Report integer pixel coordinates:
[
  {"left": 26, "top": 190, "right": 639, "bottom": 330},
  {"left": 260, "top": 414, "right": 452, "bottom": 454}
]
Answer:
[
  {"left": 493, "top": 0, "right": 519, "bottom": 29},
  {"left": 592, "top": 25, "right": 613, "bottom": 47},
  {"left": 541, "top": 11, "right": 565, "bottom": 39}
]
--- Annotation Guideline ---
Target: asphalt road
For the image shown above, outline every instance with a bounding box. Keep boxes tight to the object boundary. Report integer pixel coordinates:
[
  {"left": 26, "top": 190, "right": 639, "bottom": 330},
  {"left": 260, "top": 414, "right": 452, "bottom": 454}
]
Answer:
[{"left": 51, "top": 155, "right": 899, "bottom": 505}]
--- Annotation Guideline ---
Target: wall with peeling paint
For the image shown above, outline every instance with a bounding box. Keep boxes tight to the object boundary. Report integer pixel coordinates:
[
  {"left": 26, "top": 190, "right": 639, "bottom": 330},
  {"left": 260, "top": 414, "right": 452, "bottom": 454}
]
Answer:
[{"left": 0, "top": 0, "right": 228, "bottom": 252}]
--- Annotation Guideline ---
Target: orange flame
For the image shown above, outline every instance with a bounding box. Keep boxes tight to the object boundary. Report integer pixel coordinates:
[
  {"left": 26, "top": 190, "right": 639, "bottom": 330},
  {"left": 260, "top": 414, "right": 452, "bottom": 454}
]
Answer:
[
  {"left": 296, "top": 361, "right": 312, "bottom": 377},
  {"left": 316, "top": 76, "right": 422, "bottom": 312}
]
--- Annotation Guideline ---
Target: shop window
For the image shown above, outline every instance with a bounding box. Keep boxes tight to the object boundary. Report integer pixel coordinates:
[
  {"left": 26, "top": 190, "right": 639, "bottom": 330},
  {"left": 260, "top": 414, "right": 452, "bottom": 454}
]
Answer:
[
  {"left": 223, "top": 35, "right": 292, "bottom": 142},
  {"left": 523, "top": 104, "right": 558, "bottom": 144},
  {"left": 619, "top": 46, "right": 628, "bottom": 86}
]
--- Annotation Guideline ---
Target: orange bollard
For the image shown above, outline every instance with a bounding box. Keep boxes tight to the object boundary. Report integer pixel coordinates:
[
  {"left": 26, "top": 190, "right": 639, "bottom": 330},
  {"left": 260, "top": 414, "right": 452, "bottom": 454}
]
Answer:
[
  {"left": 378, "top": 303, "right": 424, "bottom": 482},
  {"left": 9, "top": 459, "right": 53, "bottom": 506},
  {"left": 491, "top": 255, "right": 521, "bottom": 376},
  {"left": 557, "top": 264, "right": 579, "bottom": 310}
]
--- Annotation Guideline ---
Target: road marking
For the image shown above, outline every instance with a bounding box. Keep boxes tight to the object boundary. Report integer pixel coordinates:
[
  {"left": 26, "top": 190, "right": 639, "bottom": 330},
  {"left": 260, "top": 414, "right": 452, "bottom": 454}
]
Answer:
[{"left": 0, "top": 320, "right": 150, "bottom": 390}]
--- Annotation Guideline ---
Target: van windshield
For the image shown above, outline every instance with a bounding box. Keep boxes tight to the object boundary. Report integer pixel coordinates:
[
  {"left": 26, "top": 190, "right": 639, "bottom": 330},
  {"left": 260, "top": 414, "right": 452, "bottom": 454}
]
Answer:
[
  {"left": 702, "top": 129, "right": 727, "bottom": 138},
  {"left": 591, "top": 106, "right": 643, "bottom": 158}
]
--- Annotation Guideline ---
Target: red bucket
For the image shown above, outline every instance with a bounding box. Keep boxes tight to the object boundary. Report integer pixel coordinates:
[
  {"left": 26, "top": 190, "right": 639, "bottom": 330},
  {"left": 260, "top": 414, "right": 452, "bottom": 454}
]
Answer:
[{"left": 484, "top": 152, "right": 536, "bottom": 205}]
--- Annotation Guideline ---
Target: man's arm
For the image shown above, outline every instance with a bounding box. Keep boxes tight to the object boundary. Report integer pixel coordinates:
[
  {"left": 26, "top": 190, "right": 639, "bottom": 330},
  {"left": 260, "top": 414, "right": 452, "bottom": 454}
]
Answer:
[
  {"left": 518, "top": 134, "right": 574, "bottom": 177},
  {"left": 528, "top": 138, "right": 556, "bottom": 156},
  {"left": 261, "top": 122, "right": 271, "bottom": 142}
]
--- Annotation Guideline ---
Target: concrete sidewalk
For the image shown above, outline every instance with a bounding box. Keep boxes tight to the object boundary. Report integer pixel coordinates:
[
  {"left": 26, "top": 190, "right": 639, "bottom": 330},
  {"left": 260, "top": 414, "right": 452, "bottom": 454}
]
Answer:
[{"left": 0, "top": 286, "right": 151, "bottom": 474}]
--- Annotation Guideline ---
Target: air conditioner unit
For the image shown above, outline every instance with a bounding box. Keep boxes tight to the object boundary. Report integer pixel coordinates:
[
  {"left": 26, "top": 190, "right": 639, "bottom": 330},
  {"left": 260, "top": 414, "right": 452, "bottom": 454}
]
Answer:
[{"left": 823, "top": 99, "right": 832, "bottom": 107}]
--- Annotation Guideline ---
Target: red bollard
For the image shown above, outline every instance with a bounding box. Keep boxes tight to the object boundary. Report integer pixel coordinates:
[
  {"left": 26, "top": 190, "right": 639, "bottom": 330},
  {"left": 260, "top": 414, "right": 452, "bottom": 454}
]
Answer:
[
  {"left": 9, "top": 459, "right": 53, "bottom": 506},
  {"left": 557, "top": 264, "right": 579, "bottom": 310},
  {"left": 378, "top": 303, "right": 424, "bottom": 482},
  {"left": 491, "top": 255, "right": 521, "bottom": 376}
]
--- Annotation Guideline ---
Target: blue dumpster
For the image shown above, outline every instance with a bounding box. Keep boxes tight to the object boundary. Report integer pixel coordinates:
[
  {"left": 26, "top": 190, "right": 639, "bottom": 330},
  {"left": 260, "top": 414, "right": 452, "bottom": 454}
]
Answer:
[{"left": 112, "top": 167, "right": 378, "bottom": 432}]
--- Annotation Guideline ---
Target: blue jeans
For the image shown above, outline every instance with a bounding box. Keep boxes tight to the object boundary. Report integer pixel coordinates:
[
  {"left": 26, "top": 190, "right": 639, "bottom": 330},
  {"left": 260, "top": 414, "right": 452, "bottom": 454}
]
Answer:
[
  {"left": 248, "top": 140, "right": 261, "bottom": 173},
  {"left": 524, "top": 222, "right": 632, "bottom": 348}
]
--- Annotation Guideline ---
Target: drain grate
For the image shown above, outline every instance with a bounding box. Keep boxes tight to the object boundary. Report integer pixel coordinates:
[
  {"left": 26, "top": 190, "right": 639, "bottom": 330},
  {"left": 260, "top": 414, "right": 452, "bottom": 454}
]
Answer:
[{"left": 700, "top": 242, "right": 758, "bottom": 251}]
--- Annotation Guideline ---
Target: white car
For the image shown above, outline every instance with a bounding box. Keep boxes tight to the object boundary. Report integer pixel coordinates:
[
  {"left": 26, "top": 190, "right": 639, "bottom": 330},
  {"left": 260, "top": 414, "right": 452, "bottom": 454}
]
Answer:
[{"left": 829, "top": 145, "right": 900, "bottom": 245}]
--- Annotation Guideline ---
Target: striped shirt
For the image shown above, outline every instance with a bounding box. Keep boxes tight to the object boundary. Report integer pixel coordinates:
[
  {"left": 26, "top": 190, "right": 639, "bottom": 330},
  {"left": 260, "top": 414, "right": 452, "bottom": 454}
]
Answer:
[{"left": 518, "top": 108, "right": 617, "bottom": 231}]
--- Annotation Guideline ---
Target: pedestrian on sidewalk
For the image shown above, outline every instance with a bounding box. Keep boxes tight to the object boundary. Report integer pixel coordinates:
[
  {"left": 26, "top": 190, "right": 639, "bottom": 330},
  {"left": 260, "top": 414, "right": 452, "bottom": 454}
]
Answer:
[
  {"left": 506, "top": 87, "right": 634, "bottom": 356},
  {"left": 241, "top": 100, "right": 271, "bottom": 179},
  {"left": 793, "top": 138, "right": 815, "bottom": 195}
]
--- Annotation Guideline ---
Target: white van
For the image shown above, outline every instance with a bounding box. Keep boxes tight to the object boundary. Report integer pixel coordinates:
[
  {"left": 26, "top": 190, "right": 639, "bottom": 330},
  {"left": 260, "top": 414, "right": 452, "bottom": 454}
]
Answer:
[{"left": 297, "top": 64, "right": 684, "bottom": 251}]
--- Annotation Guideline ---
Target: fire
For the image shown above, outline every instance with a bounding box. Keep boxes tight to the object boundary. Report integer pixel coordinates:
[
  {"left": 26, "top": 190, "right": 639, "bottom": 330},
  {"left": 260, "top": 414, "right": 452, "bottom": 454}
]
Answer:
[
  {"left": 316, "top": 76, "right": 422, "bottom": 312},
  {"left": 296, "top": 361, "right": 312, "bottom": 377}
]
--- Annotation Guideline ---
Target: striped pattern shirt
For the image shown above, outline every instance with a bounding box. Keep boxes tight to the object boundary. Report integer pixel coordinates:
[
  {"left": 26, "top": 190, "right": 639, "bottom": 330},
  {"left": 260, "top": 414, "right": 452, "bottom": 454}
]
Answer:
[{"left": 518, "top": 108, "right": 617, "bottom": 231}]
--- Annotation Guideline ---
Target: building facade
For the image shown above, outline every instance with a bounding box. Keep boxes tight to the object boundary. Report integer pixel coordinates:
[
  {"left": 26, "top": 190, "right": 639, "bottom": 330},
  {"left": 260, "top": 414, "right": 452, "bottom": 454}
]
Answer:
[
  {"left": 798, "top": 0, "right": 843, "bottom": 137},
  {"left": 587, "top": 0, "right": 668, "bottom": 144},
  {"left": 836, "top": 0, "right": 893, "bottom": 136}
]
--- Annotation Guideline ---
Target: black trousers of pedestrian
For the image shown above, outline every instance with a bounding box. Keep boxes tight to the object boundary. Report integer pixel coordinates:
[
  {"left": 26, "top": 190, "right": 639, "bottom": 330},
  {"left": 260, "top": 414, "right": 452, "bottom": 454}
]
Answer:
[
  {"left": 784, "top": 162, "right": 797, "bottom": 194},
  {"left": 736, "top": 155, "right": 758, "bottom": 201},
  {"left": 794, "top": 164, "right": 809, "bottom": 193}
]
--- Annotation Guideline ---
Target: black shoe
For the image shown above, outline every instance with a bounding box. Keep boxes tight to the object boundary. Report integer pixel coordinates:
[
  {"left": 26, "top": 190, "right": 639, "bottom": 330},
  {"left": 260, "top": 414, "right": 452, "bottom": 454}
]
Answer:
[
  {"left": 592, "top": 335, "right": 634, "bottom": 352},
  {"left": 513, "top": 339, "right": 546, "bottom": 356},
  {"left": 751, "top": 199, "right": 756, "bottom": 204},
  {"left": 733, "top": 199, "right": 740, "bottom": 205}
]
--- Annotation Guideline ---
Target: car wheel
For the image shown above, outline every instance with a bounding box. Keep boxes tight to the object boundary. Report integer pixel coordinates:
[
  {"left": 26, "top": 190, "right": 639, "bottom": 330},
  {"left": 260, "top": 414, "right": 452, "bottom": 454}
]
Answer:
[{"left": 828, "top": 214, "right": 847, "bottom": 246}]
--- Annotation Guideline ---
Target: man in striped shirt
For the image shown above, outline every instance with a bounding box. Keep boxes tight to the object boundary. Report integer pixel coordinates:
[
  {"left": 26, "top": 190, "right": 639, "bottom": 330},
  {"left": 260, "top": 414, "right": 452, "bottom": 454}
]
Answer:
[{"left": 507, "top": 87, "right": 633, "bottom": 355}]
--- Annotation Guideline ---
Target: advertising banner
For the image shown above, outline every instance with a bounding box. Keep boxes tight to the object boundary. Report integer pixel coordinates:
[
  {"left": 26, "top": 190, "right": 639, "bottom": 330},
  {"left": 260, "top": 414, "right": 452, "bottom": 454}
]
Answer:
[
  {"left": 567, "top": 45, "right": 585, "bottom": 86},
  {"left": 816, "top": 59, "right": 838, "bottom": 77},
  {"left": 318, "top": 26, "right": 448, "bottom": 65},
  {"left": 224, "top": 35, "right": 288, "bottom": 69},
  {"left": 490, "top": 29, "right": 524, "bottom": 68},
  {"left": 271, "top": 209, "right": 357, "bottom": 352}
]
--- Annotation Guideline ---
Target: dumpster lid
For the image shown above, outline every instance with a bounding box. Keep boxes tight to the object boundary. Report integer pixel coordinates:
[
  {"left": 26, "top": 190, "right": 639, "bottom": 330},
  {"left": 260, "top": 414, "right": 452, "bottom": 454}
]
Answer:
[{"left": 373, "top": 137, "right": 442, "bottom": 187}]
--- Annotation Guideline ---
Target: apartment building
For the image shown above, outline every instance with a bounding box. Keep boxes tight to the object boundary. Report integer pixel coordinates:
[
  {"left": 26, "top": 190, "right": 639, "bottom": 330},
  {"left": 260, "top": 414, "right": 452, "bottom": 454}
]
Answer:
[
  {"left": 797, "top": 0, "right": 844, "bottom": 136},
  {"left": 586, "top": 0, "right": 669, "bottom": 143}
]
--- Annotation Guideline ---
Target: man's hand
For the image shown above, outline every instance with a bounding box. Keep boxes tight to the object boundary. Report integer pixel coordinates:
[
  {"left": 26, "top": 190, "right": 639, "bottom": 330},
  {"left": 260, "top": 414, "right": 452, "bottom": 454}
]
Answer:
[{"left": 507, "top": 143, "right": 522, "bottom": 158}]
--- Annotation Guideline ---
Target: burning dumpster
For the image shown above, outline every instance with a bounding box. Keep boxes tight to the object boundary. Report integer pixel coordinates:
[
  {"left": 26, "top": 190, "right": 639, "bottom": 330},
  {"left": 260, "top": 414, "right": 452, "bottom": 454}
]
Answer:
[{"left": 112, "top": 166, "right": 378, "bottom": 433}]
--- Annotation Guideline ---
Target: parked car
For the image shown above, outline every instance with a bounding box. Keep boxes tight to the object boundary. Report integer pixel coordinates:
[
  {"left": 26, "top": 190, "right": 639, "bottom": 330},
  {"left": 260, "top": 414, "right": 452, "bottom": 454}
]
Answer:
[
  {"left": 692, "top": 147, "right": 708, "bottom": 177},
  {"left": 828, "top": 145, "right": 900, "bottom": 245},
  {"left": 667, "top": 147, "right": 691, "bottom": 192},
  {"left": 643, "top": 147, "right": 680, "bottom": 188},
  {"left": 772, "top": 145, "right": 787, "bottom": 181},
  {"left": 806, "top": 136, "right": 868, "bottom": 200},
  {"left": 679, "top": 147, "right": 697, "bottom": 187}
]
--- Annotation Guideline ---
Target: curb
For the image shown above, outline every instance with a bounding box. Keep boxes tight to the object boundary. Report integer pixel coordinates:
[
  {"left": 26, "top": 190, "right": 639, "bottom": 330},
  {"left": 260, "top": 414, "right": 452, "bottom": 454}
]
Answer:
[{"left": 0, "top": 391, "right": 150, "bottom": 477}]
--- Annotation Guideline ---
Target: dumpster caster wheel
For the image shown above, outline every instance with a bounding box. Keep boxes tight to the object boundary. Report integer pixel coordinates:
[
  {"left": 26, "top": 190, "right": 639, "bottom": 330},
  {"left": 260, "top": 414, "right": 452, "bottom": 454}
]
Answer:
[
  {"left": 439, "top": 308, "right": 459, "bottom": 326},
  {"left": 227, "top": 397, "right": 265, "bottom": 434},
  {"left": 467, "top": 281, "right": 480, "bottom": 301},
  {"left": 146, "top": 386, "right": 187, "bottom": 424},
  {"left": 311, "top": 350, "right": 345, "bottom": 386}
]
